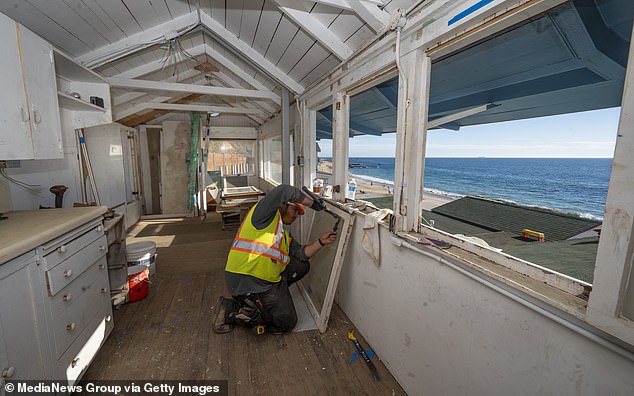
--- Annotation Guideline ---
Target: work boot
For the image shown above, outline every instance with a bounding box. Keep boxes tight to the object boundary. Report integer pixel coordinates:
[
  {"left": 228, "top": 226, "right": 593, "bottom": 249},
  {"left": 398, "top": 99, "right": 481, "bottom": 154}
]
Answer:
[{"left": 212, "top": 296, "right": 237, "bottom": 334}]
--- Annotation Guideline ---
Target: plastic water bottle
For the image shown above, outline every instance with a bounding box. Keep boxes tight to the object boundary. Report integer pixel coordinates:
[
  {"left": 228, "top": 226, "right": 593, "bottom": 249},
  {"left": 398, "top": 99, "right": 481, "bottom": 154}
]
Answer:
[{"left": 346, "top": 178, "right": 357, "bottom": 200}]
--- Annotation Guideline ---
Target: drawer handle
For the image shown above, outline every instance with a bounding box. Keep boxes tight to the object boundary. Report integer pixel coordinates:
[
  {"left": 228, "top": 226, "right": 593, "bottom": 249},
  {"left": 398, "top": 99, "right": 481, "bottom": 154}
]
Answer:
[
  {"left": 33, "top": 109, "right": 42, "bottom": 124},
  {"left": 63, "top": 269, "right": 73, "bottom": 278},
  {"left": 58, "top": 245, "right": 67, "bottom": 254},
  {"left": 105, "top": 315, "right": 112, "bottom": 322},
  {"left": 101, "top": 287, "right": 108, "bottom": 294},
  {"left": 96, "top": 225, "right": 104, "bottom": 232},
  {"left": 66, "top": 322, "right": 76, "bottom": 331},
  {"left": 71, "top": 358, "right": 80, "bottom": 368},
  {"left": 99, "top": 245, "right": 106, "bottom": 252},
  {"left": 63, "top": 293, "right": 72, "bottom": 302},
  {"left": 1, "top": 366, "right": 15, "bottom": 378},
  {"left": 98, "top": 264, "right": 105, "bottom": 270},
  {"left": 20, "top": 107, "right": 29, "bottom": 122}
]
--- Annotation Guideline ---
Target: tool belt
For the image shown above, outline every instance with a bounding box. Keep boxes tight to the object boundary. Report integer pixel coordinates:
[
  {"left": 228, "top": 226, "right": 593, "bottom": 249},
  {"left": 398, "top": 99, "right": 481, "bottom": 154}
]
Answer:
[{"left": 233, "top": 293, "right": 271, "bottom": 327}]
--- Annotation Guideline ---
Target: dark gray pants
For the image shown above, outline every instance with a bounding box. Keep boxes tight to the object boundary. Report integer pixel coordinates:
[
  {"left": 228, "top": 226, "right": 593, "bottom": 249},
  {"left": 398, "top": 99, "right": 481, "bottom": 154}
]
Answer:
[{"left": 258, "top": 258, "right": 310, "bottom": 333}]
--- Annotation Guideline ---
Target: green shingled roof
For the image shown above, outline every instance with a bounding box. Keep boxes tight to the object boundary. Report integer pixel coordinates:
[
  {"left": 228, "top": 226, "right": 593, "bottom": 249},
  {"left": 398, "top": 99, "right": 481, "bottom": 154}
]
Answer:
[
  {"left": 431, "top": 196, "right": 600, "bottom": 241},
  {"left": 503, "top": 237, "right": 599, "bottom": 283},
  {"left": 422, "top": 211, "right": 492, "bottom": 236}
]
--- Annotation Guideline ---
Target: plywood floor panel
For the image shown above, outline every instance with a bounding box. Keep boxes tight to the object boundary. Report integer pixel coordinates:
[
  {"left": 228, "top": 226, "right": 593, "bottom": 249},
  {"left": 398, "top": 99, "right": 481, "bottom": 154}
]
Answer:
[{"left": 83, "top": 214, "right": 406, "bottom": 395}]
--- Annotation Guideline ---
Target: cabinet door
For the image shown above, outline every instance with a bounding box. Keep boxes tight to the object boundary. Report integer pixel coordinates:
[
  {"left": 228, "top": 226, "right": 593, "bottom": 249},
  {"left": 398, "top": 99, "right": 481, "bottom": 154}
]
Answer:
[
  {"left": 19, "top": 25, "right": 63, "bottom": 159},
  {"left": 0, "top": 14, "right": 32, "bottom": 160},
  {"left": 0, "top": 252, "right": 48, "bottom": 379}
]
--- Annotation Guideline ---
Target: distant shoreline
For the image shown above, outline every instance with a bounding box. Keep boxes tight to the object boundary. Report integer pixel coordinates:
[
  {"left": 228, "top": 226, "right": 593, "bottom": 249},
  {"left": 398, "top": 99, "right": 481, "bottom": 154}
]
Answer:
[
  {"left": 316, "top": 159, "right": 605, "bottom": 219},
  {"left": 317, "top": 160, "right": 453, "bottom": 210}
]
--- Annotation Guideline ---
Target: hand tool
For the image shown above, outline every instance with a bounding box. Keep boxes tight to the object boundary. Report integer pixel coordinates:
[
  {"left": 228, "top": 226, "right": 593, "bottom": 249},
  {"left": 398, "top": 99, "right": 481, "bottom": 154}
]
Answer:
[
  {"left": 347, "top": 330, "right": 381, "bottom": 382},
  {"left": 301, "top": 186, "right": 341, "bottom": 231}
]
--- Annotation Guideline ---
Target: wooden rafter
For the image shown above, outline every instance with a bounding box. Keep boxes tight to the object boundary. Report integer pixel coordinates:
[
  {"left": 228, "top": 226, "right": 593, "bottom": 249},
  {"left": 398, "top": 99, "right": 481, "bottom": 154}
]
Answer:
[
  {"left": 199, "top": 11, "right": 304, "bottom": 94},
  {"left": 119, "top": 94, "right": 204, "bottom": 127},
  {"left": 273, "top": 0, "right": 353, "bottom": 60}
]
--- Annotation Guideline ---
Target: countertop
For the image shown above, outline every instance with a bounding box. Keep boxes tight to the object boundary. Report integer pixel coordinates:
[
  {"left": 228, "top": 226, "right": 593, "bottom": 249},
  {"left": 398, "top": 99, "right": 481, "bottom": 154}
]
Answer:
[{"left": 0, "top": 206, "right": 108, "bottom": 264}]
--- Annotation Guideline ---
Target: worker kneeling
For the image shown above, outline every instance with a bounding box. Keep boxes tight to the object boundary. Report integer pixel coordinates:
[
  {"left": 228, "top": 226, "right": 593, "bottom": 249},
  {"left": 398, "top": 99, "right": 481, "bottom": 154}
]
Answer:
[{"left": 213, "top": 184, "right": 336, "bottom": 334}]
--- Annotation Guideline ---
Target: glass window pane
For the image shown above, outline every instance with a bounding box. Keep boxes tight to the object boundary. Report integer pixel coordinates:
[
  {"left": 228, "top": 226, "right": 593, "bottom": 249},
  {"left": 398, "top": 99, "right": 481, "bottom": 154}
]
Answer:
[{"left": 205, "top": 140, "right": 256, "bottom": 176}]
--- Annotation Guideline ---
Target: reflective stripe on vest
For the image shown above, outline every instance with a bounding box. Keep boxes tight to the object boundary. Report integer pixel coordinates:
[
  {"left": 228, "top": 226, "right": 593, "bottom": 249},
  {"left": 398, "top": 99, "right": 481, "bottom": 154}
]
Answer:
[{"left": 231, "top": 238, "right": 290, "bottom": 264}]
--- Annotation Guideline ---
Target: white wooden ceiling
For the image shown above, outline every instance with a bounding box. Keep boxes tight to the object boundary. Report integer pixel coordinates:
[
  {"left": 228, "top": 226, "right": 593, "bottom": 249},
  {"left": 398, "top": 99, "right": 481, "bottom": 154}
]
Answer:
[{"left": 0, "top": 0, "right": 416, "bottom": 127}]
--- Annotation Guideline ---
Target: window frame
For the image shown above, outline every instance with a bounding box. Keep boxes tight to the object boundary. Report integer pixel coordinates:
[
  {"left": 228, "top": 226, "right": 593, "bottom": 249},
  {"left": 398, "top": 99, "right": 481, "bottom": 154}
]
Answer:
[{"left": 297, "top": 0, "right": 634, "bottom": 347}]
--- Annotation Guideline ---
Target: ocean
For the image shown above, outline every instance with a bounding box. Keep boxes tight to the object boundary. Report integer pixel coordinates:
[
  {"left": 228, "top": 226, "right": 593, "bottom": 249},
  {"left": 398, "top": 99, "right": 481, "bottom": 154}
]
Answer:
[{"left": 327, "top": 157, "right": 612, "bottom": 220}]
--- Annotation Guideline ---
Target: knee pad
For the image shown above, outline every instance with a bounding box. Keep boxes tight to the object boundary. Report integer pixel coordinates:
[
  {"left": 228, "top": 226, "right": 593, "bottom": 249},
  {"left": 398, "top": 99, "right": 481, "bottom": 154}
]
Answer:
[{"left": 274, "top": 312, "right": 297, "bottom": 333}]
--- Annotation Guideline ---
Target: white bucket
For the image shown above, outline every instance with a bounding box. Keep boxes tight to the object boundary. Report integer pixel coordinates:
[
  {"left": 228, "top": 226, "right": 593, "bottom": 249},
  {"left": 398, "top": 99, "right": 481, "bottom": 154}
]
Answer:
[{"left": 127, "top": 241, "right": 157, "bottom": 277}]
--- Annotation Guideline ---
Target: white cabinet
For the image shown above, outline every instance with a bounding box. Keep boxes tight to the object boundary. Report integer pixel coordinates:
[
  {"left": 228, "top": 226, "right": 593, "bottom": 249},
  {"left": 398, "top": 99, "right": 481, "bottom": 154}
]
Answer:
[
  {"left": 0, "top": 213, "right": 113, "bottom": 388},
  {"left": 54, "top": 49, "right": 112, "bottom": 129},
  {"left": 0, "top": 14, "right": 31, "bottom": 160},
  {"left": 0, "top": 251, "right": 50, "bottom": 381},
  {"left": 38, "top": 219, "right": 113, "bottom": 383},
  {"left": 0, "top": 13, "right": 63, "bottom": 160}
]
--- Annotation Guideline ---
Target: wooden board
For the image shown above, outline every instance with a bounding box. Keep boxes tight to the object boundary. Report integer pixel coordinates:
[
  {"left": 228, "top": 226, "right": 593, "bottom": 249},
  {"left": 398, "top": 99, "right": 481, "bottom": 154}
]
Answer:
[{"left": 298, "top": 202, "right": 354, "bottom": 333}]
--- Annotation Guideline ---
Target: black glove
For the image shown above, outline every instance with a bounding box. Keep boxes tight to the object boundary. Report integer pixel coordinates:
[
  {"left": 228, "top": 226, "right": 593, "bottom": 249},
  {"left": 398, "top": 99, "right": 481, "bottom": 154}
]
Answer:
[{"left": 311, "top": 198, "right": 326, "bottom": 211}]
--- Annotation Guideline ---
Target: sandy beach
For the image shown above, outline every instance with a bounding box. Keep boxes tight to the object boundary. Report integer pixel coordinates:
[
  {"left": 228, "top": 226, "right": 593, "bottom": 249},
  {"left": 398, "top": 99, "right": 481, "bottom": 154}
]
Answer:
[{"left": 317, "top": 160, "right": 453, "bottom": 210}]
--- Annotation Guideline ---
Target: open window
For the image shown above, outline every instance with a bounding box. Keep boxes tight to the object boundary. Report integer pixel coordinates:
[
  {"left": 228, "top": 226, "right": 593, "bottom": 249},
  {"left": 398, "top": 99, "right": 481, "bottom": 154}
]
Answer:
[
  {"left": 313, "top": 78, "right": 399, "bottom": 204},
  {"left": 260, "top": 136, "right": 282, "bottom": 184},
  {"left": 422, "top": 110, "right": 617, "bottom": 284}
]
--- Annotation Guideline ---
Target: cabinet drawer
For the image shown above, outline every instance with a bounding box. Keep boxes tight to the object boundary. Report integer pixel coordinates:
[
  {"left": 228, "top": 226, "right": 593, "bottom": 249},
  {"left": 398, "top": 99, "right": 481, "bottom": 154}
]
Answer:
[
  {"left": 58, "top": 308, "right": 113, "bottom": 384},
  {"left": 46, "top": 235, "right": 107, "bottom": 296},
  {"left": 51, "top": 259, "right": 110, "bottom": 358},
  {"left": 48, "top": 260, "right": 108, "bottom": 318},
  {"left": 41, "top": 221, "right": 104, "bottom": 270}
]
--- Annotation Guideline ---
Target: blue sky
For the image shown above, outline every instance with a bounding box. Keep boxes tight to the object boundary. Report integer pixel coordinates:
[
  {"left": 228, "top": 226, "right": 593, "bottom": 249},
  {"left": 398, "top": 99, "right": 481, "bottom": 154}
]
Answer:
[{"left": 318, "top": 107, "right": 621, "bottom": 158}]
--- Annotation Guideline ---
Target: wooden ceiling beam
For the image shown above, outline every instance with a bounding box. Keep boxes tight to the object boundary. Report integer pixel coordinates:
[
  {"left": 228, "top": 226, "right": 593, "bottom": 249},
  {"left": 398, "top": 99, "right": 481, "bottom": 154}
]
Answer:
[
  {"left": 273, "top": 0, "right": 354, "bottom": 60},
  {"left": 200, "top": 11, "right": 304, "bottom": 94},
  {"left": 107, "top": 77, "right": 279, "bottom": 101},
  {"left": 348, "top": 0, "right": 390, "bottom": 33},
  {"left": 77, "top": 11, "right": 200, "bottom": 69},
  {"left": 146, "top": 103, "right": 261, "bottom": 114},
  {"left": 119, "top": 93, "right": 204, "bottom": 127}
]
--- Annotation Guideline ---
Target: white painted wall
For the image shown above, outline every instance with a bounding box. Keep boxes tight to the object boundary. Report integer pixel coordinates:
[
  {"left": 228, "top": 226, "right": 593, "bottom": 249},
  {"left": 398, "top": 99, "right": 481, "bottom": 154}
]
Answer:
[
  {"left": 4, "top": 109, "right": 83, "bottom": 210},
  {"left": 204, "top": 126, "right": 257, "bottom": 140},
  {"left": 260, "top": 107, "right": 297, "bottom": 138},
  {"left": 2, "top": 113, "right": 141, "bottom": 231},
  {"left": 335, "top": 212, "right": 634, "bottom": 396}
]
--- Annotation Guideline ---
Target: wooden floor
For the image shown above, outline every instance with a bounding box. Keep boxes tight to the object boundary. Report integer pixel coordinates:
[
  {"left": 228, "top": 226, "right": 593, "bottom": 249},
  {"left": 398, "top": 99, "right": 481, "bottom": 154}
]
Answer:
[{"left": 84, "top": 214, "right": 406, "bottom": 395}]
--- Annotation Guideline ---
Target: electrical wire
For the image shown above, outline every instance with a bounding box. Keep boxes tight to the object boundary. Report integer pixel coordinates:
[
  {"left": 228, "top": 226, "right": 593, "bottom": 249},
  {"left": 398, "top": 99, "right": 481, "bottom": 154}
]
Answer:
[
  {"left": 160, "top": 36, "right": 201, "bottom": 77},
  {"left": 83, "top": 22, "right": 199, "bottom": 69},
  {"left": 0, "top": 168, "right": 41, "bottom": 195}
]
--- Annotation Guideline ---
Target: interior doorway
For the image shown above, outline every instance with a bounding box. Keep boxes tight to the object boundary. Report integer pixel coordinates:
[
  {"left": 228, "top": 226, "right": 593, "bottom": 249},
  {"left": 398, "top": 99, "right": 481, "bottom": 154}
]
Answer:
[{"left": 144, "top": 127, "right": 162, "bottom": 215}]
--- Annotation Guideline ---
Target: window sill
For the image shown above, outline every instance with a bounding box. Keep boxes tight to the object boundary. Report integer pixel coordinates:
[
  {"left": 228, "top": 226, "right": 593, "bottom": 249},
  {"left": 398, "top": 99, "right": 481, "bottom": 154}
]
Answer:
[
  {"left": 261, "top": 178, "right": 281, "bottom": 187},
  {"left": 397, "top": 229, "right": 589, "bottom": 319},
  {"left": 348, "top": 205, "right": 591, "bottom": 319}
]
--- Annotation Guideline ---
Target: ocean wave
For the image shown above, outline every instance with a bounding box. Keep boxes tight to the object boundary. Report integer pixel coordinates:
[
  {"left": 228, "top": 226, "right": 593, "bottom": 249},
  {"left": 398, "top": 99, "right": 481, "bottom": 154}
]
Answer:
[
  {"left": 349, "top": 173, "right": 394, "bottom": 186},
  {"left": 351, "top": 171, "right": 603, "bottom": 221},
  {"left": 423, "top": 188, "right": 464, "bottom": 201}
]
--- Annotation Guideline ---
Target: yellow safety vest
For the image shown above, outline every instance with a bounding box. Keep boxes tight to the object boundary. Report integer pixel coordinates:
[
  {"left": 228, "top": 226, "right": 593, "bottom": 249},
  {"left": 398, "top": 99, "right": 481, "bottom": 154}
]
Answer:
[{"left": 225, "top": 203, "right": 291, "bottom": 283}]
